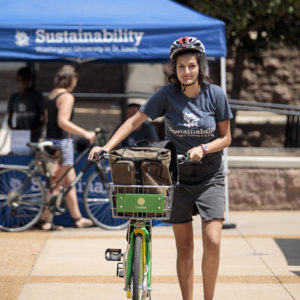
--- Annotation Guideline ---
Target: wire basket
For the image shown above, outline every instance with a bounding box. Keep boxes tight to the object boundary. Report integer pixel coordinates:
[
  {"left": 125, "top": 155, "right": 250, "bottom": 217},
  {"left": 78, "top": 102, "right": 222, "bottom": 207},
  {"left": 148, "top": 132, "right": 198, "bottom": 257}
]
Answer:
[{"left": 109, "top": 184, "right": 174, "bottom": 220}]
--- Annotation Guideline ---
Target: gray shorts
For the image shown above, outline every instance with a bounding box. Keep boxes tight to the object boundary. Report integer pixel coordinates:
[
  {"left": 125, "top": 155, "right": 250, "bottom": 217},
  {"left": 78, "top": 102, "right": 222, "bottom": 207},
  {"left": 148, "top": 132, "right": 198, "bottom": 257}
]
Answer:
[
  {"left": 48, "top": 138, "right": 74, "bottom": 166},
  {"left": 168, "top": 156, "right": 225, "bottom": 224}
]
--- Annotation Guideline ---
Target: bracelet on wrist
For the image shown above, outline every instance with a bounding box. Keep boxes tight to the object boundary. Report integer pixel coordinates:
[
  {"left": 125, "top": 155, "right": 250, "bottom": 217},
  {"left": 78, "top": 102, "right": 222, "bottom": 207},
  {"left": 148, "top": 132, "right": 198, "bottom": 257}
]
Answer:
[{"left": 200, "top": 144, "right": 209, "bottom": 156}]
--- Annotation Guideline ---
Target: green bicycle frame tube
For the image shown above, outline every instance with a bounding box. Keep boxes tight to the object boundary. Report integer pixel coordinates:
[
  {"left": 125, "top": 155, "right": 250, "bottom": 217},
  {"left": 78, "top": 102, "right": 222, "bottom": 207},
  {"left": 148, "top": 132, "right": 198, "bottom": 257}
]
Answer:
[{"left": 125, "top": 225, "right": 151, "bottom": 291}]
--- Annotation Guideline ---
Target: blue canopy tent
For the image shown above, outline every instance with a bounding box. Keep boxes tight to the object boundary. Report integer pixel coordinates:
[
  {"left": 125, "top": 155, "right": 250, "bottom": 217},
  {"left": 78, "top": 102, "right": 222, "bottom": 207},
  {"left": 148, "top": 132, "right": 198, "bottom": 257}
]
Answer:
[{"left": 0, "top": 0, "right": 226, "bottom": 62}]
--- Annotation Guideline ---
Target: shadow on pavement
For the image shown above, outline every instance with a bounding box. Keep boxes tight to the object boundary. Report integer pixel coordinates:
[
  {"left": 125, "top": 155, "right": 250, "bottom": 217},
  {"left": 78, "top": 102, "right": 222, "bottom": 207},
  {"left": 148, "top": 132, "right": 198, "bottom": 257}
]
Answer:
[{"left": 275, "top": 238, "right": 300, "bottom": 277}]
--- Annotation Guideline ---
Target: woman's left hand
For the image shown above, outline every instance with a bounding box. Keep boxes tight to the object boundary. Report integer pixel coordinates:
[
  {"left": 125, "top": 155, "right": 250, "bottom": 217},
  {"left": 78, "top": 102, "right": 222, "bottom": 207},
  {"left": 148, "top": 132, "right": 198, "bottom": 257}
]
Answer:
[
  {"left": 187, "top": 146, "right": 205, "bottom": 161},
  {"left": 88, "top": 146, "right": 105, "bottom": 160}
]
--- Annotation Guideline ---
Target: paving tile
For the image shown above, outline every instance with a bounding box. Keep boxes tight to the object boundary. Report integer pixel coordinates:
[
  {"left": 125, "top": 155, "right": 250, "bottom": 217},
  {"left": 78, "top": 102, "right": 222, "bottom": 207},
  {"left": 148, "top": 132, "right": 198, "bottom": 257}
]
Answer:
[
  {"left": 31, "top": 238, "right": 127, "bottom": 276},
  {"left": 229, "top": 211, "right": 300, "bottom": 236},
  {"left": 247, "top": 237, "right": 299, "bottom": 276},
  {"left": 283, "top": 283, "right": 300, "bottom": 299},
  {"left": 0, "top": 237, "right": 47, "bottom": 276},
  {"left": 214, "top": 283, "right": 296, "bottom": 300},
  {"left": 18, "top": 283, "right": 124, "bottom": 300},
  {"left": 49, "top": 226, "right": 127, "bottom": 237},
  {"left": 0, "top": 276, "right": 26, "bottom": 300},
  {"left": 18, "top": 282, "right": 298, "bottom": 300}
]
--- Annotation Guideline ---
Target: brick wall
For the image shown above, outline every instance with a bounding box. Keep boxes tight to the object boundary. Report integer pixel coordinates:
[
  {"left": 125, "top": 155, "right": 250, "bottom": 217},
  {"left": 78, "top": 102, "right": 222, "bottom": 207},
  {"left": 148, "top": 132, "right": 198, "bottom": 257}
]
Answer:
[{"left": 229, "top": 168, "right": 300, "bottom": 210}]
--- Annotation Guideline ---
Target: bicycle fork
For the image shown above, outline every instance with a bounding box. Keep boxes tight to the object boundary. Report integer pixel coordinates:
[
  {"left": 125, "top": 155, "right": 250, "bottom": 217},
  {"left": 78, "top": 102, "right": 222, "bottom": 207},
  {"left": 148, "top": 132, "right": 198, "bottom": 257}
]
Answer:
[{"left": 105, "top": 222, "right": 151, "bottom": 299}]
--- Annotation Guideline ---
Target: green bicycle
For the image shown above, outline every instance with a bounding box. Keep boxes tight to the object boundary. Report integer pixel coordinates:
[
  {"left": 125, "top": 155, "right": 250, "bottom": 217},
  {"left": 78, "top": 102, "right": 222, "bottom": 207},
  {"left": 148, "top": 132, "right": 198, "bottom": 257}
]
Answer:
[{"left": 105, "top": 183, "right": 174, "bottom": 300}]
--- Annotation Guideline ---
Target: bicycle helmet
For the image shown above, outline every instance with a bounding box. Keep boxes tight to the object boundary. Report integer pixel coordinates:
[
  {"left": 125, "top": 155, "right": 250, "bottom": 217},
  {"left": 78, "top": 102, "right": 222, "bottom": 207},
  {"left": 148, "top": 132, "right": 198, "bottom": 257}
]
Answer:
[{"left": 169, "top": 36, "right": 205, "bottom": 59}]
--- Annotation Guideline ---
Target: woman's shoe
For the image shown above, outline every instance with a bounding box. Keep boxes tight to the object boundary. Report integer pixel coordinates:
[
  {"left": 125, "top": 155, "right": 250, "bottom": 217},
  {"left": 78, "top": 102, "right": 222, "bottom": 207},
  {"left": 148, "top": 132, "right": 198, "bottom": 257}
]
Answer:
[{"left": 72, "top": 217, "right": 93, "bottom": 228}]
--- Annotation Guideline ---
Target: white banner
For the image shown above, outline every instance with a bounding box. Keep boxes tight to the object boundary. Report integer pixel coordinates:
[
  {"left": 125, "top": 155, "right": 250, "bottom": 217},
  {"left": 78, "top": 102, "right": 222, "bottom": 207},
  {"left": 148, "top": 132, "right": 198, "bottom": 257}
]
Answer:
[{"left": 10, "top": 130, "right": 30, "bottom": 155}]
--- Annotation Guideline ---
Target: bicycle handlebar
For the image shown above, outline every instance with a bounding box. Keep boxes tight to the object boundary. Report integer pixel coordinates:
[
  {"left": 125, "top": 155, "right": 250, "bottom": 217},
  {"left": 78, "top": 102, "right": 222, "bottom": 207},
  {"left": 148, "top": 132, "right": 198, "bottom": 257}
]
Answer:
[
  {"left": 177, "top": 153, "right": 189, "bottom": 162},
  {"left": 95, "top": 127, "right": 107, "bottom": 135},
  {"left": 91, "top": 150, "right": 109, "bottom": 162},
  {"left": 94, "top": 151, "right": 190, "bottom": 163}
]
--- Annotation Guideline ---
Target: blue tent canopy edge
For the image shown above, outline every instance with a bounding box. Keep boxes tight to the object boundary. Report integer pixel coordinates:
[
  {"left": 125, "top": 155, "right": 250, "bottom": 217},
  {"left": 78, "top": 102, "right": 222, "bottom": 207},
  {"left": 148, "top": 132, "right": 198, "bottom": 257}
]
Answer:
[{"left": 0, "top": 0, "right": 226, "bottom": 62}]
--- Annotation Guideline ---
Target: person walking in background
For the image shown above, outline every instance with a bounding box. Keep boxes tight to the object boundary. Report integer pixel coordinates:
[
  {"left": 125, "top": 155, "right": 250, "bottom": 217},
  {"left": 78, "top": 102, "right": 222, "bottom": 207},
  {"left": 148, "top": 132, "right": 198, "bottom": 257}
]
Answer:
[
  {"left": 88, "top": 37, "right": 232, "bottom": 300},
  {"left": 7, "top": 66, "right": 46, "bottom": 142},
  {"left": 39, "top": 65, "right": 96, "bottom": 230},
  {"left": 113, "top": 102, "right": 159, "bottom": 147}
]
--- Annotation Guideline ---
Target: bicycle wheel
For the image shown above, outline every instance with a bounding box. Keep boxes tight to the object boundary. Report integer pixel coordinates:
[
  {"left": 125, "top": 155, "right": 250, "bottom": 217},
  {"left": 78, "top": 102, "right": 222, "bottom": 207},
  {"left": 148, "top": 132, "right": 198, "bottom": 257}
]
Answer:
[
  {"left": 0, "top": 169, "right": 45, "bottom": 232},
  {"left": 132, "top": 233, "right": 146, "bottom": 300},
  {"left": 83, "top": 171, "right": 128, "bottom": 230}
]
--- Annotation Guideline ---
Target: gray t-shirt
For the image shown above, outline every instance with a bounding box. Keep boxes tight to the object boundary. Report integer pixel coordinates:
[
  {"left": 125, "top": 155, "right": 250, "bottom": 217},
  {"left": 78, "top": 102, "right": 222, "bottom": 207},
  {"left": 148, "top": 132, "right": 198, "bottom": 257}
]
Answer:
[{"left": 140, "top": 83, "right": 233, "bottom": 155}]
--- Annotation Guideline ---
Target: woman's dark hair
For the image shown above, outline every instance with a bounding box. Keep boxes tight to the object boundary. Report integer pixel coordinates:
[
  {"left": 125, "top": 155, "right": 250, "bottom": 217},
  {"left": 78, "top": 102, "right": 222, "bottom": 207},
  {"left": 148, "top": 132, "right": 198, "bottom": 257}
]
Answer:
[
  {"left": 53, "top": 65, "right": 78, "bottom": 88},
  {"left": 166, "top": 50, "right": 211, "bottom": 89}
]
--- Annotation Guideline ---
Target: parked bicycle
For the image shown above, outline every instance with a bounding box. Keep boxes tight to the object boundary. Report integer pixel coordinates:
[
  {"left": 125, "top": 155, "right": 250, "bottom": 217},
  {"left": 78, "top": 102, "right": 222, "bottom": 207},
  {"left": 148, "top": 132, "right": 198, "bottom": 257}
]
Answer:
[
  {"left": 104, "top": 153, "right": 187, "bottom": 300},
  {"left": 0, "top": 129, "right": 128, "bottom": 232}
]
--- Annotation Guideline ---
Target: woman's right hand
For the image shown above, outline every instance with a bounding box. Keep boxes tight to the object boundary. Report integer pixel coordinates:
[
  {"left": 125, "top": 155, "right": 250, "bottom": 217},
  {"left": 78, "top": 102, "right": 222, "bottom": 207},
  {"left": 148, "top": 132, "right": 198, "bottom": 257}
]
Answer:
[
  {"left": 84, "top": 131, "right": 96, "bottom": 144},
  {"left": 88, "top": 146, "right": 105, "bottom": 160}
]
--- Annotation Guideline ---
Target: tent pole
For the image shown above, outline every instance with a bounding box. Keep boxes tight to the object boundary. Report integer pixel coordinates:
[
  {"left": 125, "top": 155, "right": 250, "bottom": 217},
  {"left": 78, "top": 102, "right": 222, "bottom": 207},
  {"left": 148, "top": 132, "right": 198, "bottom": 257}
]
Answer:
[{"left": 220, "top": 56, "right": 236, "bottom": 229}]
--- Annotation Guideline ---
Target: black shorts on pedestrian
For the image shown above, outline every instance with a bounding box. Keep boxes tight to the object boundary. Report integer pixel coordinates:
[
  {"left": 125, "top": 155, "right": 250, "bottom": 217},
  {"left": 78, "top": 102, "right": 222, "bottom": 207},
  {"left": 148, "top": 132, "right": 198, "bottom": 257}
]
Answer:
[{"left": 168, "top": 154, "right": 226, "bottom": 224}]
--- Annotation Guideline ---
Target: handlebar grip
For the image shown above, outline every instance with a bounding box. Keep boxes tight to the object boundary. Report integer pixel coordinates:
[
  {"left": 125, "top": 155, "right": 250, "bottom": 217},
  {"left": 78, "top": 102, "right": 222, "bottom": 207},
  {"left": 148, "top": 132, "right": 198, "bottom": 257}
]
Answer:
[
  {"left": 95, "top": 127, "right": 106, "bottom": 134},
  {"left": 97, "top": 150, "right": 108, "bottom": 160},
  {"left": 177, "top": 153, "right": 189, "bottom": 162},
  {"left": 91, "top": 150, "right": 108, "bottom": 162}
]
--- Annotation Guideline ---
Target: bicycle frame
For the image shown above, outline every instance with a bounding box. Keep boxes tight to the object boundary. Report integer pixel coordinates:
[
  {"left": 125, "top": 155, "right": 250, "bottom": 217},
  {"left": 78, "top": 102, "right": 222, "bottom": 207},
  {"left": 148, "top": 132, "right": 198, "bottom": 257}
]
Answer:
[
  {"left": 0, "top": 130, "right": 122, "bottom": 231},
  {"left": 45, "top": 145, "right": 109, "bottom": 213},
  {"left": 125, "top": 220, "right": 151, "bottom": 297},
  {"left": 57, "top": 146, "right": 107, "bottom": 197},
  {"left": 0, "top": 144, "right": 107, "bottom": 216},
  {"left": 105, "top": 184, "right": 173, "bottom": 299}
]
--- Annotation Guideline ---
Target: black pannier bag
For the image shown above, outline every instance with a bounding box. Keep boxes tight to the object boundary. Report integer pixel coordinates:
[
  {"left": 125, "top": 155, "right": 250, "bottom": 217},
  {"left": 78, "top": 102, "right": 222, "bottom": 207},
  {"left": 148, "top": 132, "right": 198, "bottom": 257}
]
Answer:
[{"left": 109, "top": 140, "right": 178, "bottom": 191}]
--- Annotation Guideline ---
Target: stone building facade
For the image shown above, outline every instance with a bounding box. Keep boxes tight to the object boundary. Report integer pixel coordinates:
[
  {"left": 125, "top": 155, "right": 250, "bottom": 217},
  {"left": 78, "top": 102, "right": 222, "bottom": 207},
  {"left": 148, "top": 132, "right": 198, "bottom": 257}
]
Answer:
[
  {"left": 225, "top": 46, "right": 300, "bottom": 105},
  {"left": 229, "top": 168, "right": 300, "bottom": 210}
]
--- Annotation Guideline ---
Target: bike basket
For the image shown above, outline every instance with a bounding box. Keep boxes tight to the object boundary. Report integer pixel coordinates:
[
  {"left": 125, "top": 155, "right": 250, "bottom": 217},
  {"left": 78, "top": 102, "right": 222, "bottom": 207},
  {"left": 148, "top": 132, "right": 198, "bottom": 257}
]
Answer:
[{"left": 109, "top": 184, "right": 174, "bottom": 220}]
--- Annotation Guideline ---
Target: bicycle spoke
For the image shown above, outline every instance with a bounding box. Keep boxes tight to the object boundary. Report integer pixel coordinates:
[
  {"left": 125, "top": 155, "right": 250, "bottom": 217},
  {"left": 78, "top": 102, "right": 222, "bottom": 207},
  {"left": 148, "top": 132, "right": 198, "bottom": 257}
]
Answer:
[
  {"left": 83, "top": 172, "right": 128, "bottom": 230},
  {"left": 17, "top": 204, "right": 43, "bottom": 213},
  {"left": 20, "top": 192, "right": 43, "bottom": 198},
  {"left": 0, "top": 169, "right": 45, "bottom": 232}
]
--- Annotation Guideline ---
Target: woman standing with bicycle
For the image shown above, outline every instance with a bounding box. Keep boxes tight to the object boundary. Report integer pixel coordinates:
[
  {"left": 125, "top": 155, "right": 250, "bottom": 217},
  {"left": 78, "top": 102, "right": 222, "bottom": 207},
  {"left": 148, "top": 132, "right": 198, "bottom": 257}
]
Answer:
[
  {"left": 89, "top": 37, "right": 232, "bottom": 300},
  {"left": 40, "top": 65, "right": 96, "bottom": 230}
]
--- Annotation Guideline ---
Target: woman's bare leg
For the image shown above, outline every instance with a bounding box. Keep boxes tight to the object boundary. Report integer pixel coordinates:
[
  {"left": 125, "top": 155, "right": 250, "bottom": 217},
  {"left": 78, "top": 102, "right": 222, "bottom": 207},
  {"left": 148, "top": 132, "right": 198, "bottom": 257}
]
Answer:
[
  {"left": 201, "top": 219, "right": 223, "bottom": 300},
  {"left": 63, "top": 168, "right": 81, "bottom": 219},
  {"left": 41, "top": 166, "right": 81, "bottom": 219},
  {"left": 173, "top": 222, "right": 194, "bottom": 300},
  {"left": 39, "top": 165, "right": 66, "bottom": 229}
]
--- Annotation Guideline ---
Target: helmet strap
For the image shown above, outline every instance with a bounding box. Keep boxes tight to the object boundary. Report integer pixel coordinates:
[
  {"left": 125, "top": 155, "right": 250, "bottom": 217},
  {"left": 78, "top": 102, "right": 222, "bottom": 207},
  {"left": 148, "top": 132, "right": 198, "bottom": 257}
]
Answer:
[{"left": 181, "top": 78, "right": 198, "bottom": 92}]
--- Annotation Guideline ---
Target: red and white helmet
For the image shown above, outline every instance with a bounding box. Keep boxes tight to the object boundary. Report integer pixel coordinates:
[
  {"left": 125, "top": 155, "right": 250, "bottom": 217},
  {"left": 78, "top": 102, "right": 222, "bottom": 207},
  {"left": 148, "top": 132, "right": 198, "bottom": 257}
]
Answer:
[{"left": 169, "top": 36, "right": 205, "bottom": 59}]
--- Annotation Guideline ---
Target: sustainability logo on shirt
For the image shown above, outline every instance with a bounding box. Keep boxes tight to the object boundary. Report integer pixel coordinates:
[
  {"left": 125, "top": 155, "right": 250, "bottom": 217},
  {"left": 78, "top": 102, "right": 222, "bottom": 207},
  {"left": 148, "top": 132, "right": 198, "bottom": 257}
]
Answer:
[
  {"left": 183, "top": 112, "right": 199, "bottom": 128},
  {"left": 166, "top": 112, "right": 215, "bottom": 137},
  {"left": 168, "top": 126, "right": 215, "bottom": 137}
]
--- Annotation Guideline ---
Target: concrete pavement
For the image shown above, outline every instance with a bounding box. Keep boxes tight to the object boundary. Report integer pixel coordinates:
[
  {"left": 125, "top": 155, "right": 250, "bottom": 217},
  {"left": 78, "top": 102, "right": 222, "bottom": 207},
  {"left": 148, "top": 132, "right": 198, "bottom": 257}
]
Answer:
[{"left": 1, "top": 211, "right": 300, "bottom": 300}]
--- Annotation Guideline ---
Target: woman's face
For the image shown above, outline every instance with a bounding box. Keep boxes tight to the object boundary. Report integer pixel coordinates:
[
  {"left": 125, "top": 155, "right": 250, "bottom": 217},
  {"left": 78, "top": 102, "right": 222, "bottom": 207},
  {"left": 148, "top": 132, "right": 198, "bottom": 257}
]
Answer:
[{"left": 176, "top": 53, "right": 199, "bottom": 86}]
